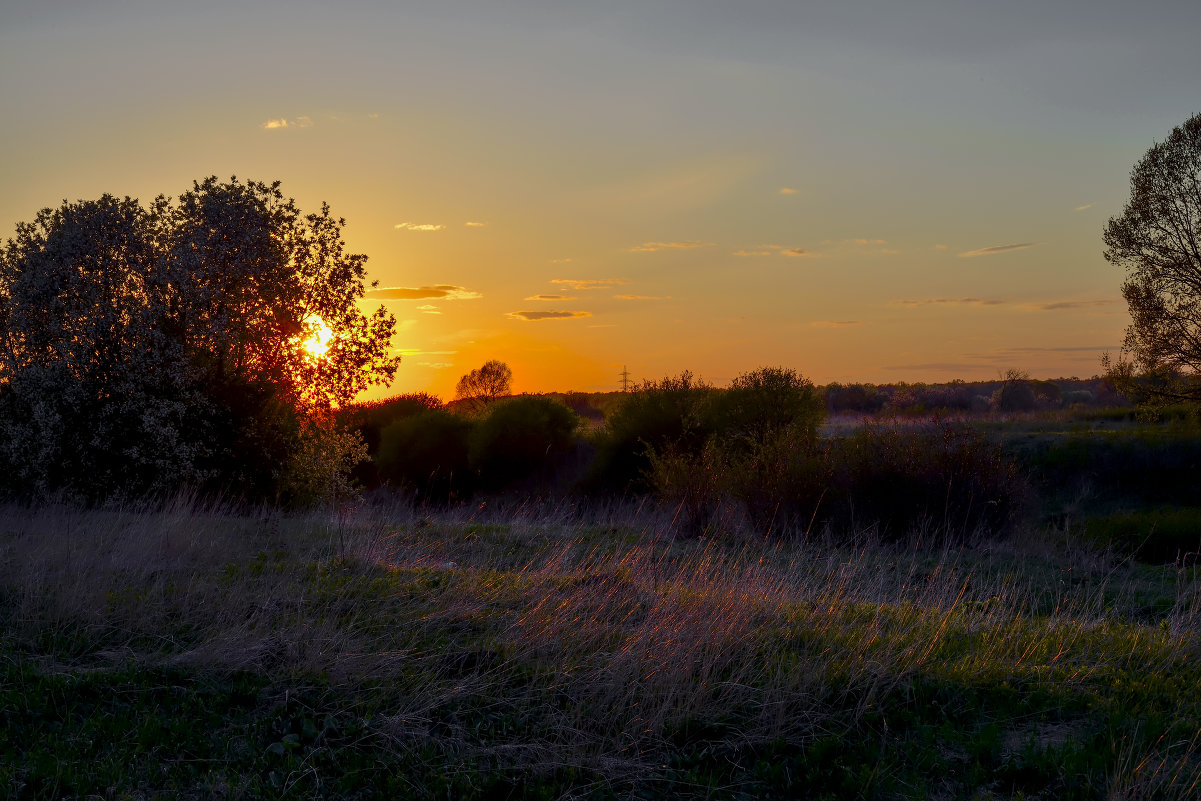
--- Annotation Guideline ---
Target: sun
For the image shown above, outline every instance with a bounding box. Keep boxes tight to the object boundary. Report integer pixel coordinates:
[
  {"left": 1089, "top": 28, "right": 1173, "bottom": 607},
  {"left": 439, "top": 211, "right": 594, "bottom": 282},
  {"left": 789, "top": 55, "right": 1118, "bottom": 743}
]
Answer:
[{"left": 300, "top": 317, "right": 334, "bottom": 359}]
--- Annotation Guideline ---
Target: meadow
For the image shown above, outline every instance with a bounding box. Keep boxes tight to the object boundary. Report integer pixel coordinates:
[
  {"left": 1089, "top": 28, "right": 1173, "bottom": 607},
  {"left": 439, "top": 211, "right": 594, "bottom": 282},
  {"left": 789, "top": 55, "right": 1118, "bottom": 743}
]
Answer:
[{"left": 4, "top": 416, "right": 1201, "bottom": 801}]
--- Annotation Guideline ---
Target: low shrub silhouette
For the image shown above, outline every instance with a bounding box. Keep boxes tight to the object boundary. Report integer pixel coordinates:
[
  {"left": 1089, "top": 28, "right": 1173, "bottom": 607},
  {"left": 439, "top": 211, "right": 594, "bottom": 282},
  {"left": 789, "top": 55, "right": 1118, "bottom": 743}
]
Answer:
[
  {"left": 376, "top": 409, "right": 474, "bottom": 503},
  {"left": 650, "top": 420, "right": 1025, "bottom": 541},
  {"left": 824, "top": 422, "right": 1026, "bottom": 539},
  {"left": 469, "top": 396, "right": 580, "bottom": 489},
  {"left": 587, "top": 372, "right": 716, "bottom": 494}
]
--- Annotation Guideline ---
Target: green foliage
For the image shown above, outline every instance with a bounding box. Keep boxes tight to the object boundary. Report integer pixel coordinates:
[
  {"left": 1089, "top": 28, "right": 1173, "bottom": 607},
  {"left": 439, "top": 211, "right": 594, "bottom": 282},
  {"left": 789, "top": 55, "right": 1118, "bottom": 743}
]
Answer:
[
  {"left": 469, "top": 396, "right": 579, "bottom": 487},
  {"left": 376, "top": 409, "right": 475, "bottom": 502}
]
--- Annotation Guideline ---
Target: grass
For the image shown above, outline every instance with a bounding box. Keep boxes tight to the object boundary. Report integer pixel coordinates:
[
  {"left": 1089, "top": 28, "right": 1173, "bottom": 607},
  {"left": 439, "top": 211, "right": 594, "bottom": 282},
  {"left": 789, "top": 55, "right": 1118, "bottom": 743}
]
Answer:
[{"left": 3, "top": 498, "right": 1201, "bottom": 799}]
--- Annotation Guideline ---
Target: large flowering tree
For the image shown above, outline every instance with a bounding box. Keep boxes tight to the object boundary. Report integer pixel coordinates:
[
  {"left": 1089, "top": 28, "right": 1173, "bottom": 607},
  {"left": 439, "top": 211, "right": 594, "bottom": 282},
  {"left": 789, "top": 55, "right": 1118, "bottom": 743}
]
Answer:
[{"left": 0, "top": 177, "right": 399, "bottom": 502}]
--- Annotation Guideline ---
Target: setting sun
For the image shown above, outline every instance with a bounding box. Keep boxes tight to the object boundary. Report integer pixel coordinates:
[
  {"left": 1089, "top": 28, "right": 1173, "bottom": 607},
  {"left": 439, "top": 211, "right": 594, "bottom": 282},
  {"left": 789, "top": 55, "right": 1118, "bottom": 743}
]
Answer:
[{"left": 300, "top": 317, "right": 334, "bottom": 359}]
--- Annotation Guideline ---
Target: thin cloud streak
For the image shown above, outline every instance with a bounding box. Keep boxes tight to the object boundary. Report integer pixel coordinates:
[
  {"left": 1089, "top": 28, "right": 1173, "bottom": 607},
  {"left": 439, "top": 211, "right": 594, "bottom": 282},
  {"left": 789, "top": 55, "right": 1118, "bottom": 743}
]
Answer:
[
  {"left": 550, "top": 278, "right": 629, "bottom": 290},
  {"left": 1031, "top": 299, "right": 1120, "bottom": 311},
  {"left": 958, "top": 242, "right": 1036, "bottom": 258},
  {"left": 366, "top": 285, "right": 482, "bottom": 300},
  {"left": 892, "top": 298, "right": 1006, "bottom": 307},
  {"left": 394, "top": 222, "right": 445, "bottom": 232},
  {"left": 630, "top": 241, "right": 715, "bottom": 252},
  {"left": 525, "top": 294, "right": 577, "bottom": 301},
  {"left": 614, "top": 294, "right": 669, "bottom": 301},
  {"left": 811, "top": 320, "right": 862, "bottom": 328},
  {"left": 507, "top": 310, "right": 593, "bottom": 321}
]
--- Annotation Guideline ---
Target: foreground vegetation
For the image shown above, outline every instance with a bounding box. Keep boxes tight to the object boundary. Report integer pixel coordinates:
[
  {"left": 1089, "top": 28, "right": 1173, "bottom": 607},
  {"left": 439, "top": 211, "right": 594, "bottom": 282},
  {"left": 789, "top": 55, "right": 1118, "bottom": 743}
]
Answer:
[{"left": 4, "top": 500, "right": 1201, "bottom": 799}]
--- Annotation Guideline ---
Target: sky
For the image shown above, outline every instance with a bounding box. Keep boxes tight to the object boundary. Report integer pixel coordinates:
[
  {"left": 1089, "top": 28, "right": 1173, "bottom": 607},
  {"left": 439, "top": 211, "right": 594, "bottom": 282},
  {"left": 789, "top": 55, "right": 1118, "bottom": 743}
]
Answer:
[{"left": 3, "top": 0, "right": 1199, "bottom": 399}]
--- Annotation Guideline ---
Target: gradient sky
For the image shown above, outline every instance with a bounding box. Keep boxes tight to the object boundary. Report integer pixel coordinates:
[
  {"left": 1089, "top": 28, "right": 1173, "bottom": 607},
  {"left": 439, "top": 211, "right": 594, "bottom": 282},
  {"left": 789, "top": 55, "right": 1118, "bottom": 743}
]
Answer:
[{"left": 4, "top": 1, "right": 1199, "bottom": 399}]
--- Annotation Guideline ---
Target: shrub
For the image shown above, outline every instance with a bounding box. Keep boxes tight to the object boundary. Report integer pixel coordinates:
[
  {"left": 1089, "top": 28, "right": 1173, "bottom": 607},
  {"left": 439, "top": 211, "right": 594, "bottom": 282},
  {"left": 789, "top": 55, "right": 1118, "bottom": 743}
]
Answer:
[
  {"left": 715, "top": 366, "right": 824, "bottom": 450},
  {"left": 376, "top": 410, "right": 475, "bottom": 503},
  {"left": 824, "top": 422, "right": 1027, "bottom": 539},
  {"left": 469, "top": 396, "right": 579, "bottom": 488},
  {"left": 587, "top": 372, "right": 715, "bottom": 493}
]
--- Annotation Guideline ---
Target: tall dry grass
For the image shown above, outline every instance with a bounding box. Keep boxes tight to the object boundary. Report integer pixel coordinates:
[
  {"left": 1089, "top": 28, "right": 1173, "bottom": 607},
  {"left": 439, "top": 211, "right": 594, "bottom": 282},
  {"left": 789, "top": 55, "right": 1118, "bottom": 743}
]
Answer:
[{"left": 3, "top": 497, "right": 1200, "bottom": 795}]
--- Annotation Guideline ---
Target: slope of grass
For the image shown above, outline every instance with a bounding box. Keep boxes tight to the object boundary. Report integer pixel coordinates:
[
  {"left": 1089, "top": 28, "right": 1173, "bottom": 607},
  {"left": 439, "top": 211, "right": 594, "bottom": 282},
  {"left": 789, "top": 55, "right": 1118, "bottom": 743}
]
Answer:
[{"left": 3, "top": 499, "right": 1200, "bottom": 799}]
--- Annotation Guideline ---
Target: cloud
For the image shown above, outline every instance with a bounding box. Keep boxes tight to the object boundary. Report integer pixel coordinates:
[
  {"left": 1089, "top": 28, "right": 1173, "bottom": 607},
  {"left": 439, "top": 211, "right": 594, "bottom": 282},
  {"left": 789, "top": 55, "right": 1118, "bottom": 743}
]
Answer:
[
  {"left": 525, "top": 293, "right": 577, "bottom": 301},
  {"left": 630, "top": 241, "right": 715, "bottom": 252},
  {"left": 418, "top": 362, "right": 455, "bottom": 369},
  {"left": 365, "top": 285, "right": 482, "bottom": 300},
  {"left": 811, "top": 320, "right": 862, "bottom": 328},
  {"left": 1074, "top": 203, "right": 1094, "bottom": 212},
  {"left": 782, "top": 248, "right": 817, "bottom": 258},
  {"left": 1030, "top": 299, "right": 1120, "bottom": 311},
  {"left": 778, "top": 187, "right": 798, "bottom": 195},
  {"left": 260, "top": 116, "right": 313, "bottom": 130},
  {"left": 550, "top": 258, "right": 573, "bottom": 264},
  {"left": 465, "top": 221, "right": 487, "bottom": 227},
  {"left": 934, "top": 244, "right": 948, "bottom": 251},
  {"left": 417, "top": 304, "right": 441, "bottom": 315},
  {"left": 821, "top": 238, "right": 886, "bottom": 247},
  {"left": 551, "top": 278, "right": 629, "bottom": 290},
  {"left": 733, "top": 250, "right": 775, "bottom": 257},
  {"left": 958, "top": 242, "right": 1036, "bottom": 258},
  {"left": 507, "top": 310, "right": 593, "bottom": 321},
  {"left": 614, "top": 294, "right": 669, "bottom": 301},
  {"left": 892, "top": 297, "right": 1006, "bottom": 307},
  {"left": 394, "top": 222, "right": 445, "bottom": 232}
]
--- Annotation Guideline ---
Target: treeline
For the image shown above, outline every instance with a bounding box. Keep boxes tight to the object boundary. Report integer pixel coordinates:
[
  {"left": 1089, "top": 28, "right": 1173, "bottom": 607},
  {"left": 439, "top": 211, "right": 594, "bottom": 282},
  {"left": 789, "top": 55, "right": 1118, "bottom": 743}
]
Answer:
[{"left": 340, "top": 367, "right": 1028, "bottom": 541}]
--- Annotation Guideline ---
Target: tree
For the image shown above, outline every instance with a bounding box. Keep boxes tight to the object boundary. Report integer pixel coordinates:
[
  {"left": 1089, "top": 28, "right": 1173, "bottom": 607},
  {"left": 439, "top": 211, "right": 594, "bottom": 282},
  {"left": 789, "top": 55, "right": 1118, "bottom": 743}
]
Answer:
[
  {"left": 718, "top": 366, "right": 824, "bottom": 448},
  {"left": 1104, "top": 112, "right": 1201, "bottom": 402},
  {"left": 454, "top": 360, "right": 512, "bottom": 410},
  {"left": 0, "top": 177, "right": 400, "bottom": 502}
]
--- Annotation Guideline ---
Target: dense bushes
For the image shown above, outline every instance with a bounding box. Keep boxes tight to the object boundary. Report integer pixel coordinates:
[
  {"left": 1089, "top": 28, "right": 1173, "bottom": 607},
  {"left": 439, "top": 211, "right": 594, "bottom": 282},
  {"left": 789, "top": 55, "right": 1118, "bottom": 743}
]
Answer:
[
  {"left": 649, "top": 420, "right": 1026, "bottom": 541},
  {"left": 469, "top": 396, "right": 579, "bottom": 487},
  {"left": 376, "top": 410, "right": 474, "bottom": 503},
  {"left": 371, "top": 395, "right": 580, "bottom": 499}
]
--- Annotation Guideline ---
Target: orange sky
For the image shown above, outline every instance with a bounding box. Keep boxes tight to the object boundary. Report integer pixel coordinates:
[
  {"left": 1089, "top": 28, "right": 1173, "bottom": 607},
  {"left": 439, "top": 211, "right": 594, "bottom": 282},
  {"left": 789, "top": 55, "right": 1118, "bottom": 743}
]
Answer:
[{"left": 4, "top": 1, "right": 1197, "bottom": 400}]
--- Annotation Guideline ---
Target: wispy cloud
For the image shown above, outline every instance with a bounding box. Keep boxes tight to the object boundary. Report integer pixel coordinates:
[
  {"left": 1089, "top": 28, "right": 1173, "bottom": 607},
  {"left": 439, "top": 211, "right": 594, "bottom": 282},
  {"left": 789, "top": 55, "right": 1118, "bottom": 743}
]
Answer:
[
  {"left": 934, "top": 244, "right": 948, "bottom": 251},
  {"left": 778, "top": 187, "right": 798, "bottom": 195},
  {"left": 525, "top": 293, "right": 577, "bottom": 301},
  {"left": 630, "top": 241, "right": 715, "bottom": 253},
  {"left": 958, "top": 242, "right": 1036, "bottom": 258},
  {"left": 733, "top": 250, "right": 775, "bottom": 257},
  {"left": 507, "top": 310, "right": 593, "bottom": 321},
  {"left": 464, "top": 221, "right": 487, "bottom": 227},
  {"left": 366, "top": 285, "right": 482, "bottom": 300},
  {"left": 614, "top": 294, "right": 669, "bottom": 301},
  {"left": 260, "top": 116, "right": 313, "bottom": 130},
  {"left": 417, "top": 304, "right": 441, "bottom": 315},
  {"left": 1074, "top": 203, "right": 1094, "bottom": 212},
  {"left": 1030, "top": 299, "right": 1120, "bottom": 311},
  {"left": 394, "top": 222, "right": 445, "bottom": 232},
  {"left": 550, "top": 258, "right": 573, "bottom": 264},
  {"left": 892, "top": 298, "right": 1006, "bottom": 307},
  {"left": 550, "top": 278, "right": 629, "bottom": 290},
  {"left": 782, "top": 248, "right": 817, "bottom": 258},
  {"left": 811, "top": 320, "right": 862, "bottom": 328}
]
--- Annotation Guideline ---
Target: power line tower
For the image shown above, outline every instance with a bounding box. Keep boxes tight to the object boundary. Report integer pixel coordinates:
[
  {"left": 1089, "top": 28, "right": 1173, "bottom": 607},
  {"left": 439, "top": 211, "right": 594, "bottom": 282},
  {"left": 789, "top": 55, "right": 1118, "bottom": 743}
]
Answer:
[{"left": 619, "top": 365, "right": 632, "bottom": 392}]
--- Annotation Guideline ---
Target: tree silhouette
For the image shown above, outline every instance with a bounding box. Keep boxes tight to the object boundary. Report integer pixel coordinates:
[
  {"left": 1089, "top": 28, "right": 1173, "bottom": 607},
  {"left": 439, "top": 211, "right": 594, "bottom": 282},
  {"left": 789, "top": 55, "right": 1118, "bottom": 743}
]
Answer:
[
  {"left": 0, "top": 177, "right": 399, "bottom": 501},
  {"left": 455, "top": 360, "right": 512, "bottom": 410},
  {"left": 1104, "top": 112, "right": 1201, "bottom": 401}
]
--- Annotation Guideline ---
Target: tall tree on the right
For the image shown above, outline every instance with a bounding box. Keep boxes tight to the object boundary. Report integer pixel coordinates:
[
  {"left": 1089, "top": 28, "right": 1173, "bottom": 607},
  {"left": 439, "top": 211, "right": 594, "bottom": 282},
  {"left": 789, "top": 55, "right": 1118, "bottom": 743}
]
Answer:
[{"left": 1104, "top": 112, "right": 1201, "bottom": 402}]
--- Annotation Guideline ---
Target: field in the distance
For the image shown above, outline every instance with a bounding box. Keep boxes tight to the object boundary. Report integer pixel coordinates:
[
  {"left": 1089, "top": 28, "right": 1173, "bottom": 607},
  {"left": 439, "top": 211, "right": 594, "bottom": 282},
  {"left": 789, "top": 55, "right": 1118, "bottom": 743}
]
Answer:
[{"left": 3, "top": 494, "right": 1200, "bottom": 800}]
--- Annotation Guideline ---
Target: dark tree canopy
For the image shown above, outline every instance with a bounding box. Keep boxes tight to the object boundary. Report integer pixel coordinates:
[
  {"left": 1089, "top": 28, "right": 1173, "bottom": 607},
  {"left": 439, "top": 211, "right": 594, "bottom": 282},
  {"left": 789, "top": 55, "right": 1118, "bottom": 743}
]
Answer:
[
  {"left": 1104, "top": 112, "right": 1201, "bottom": 400},
  {"left": 0, "top": 177, "right": 400, "bottom": 502},
  {"left": 455, "top": 360, "right": 513, "bottom": 407}
]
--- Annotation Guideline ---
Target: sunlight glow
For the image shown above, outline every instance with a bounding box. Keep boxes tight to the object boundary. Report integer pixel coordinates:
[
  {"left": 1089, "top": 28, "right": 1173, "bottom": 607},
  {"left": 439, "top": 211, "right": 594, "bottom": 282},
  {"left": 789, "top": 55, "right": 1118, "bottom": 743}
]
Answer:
[{"left": 301, "top": 317, "right": 334, "bottom": 359}]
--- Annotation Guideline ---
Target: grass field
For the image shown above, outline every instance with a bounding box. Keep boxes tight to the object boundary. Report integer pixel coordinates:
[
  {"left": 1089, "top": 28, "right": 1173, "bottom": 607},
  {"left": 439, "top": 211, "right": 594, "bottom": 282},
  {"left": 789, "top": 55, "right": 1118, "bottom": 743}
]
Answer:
[{"left": 3, "top": 495, "right": 1201, "bottom": 799}]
